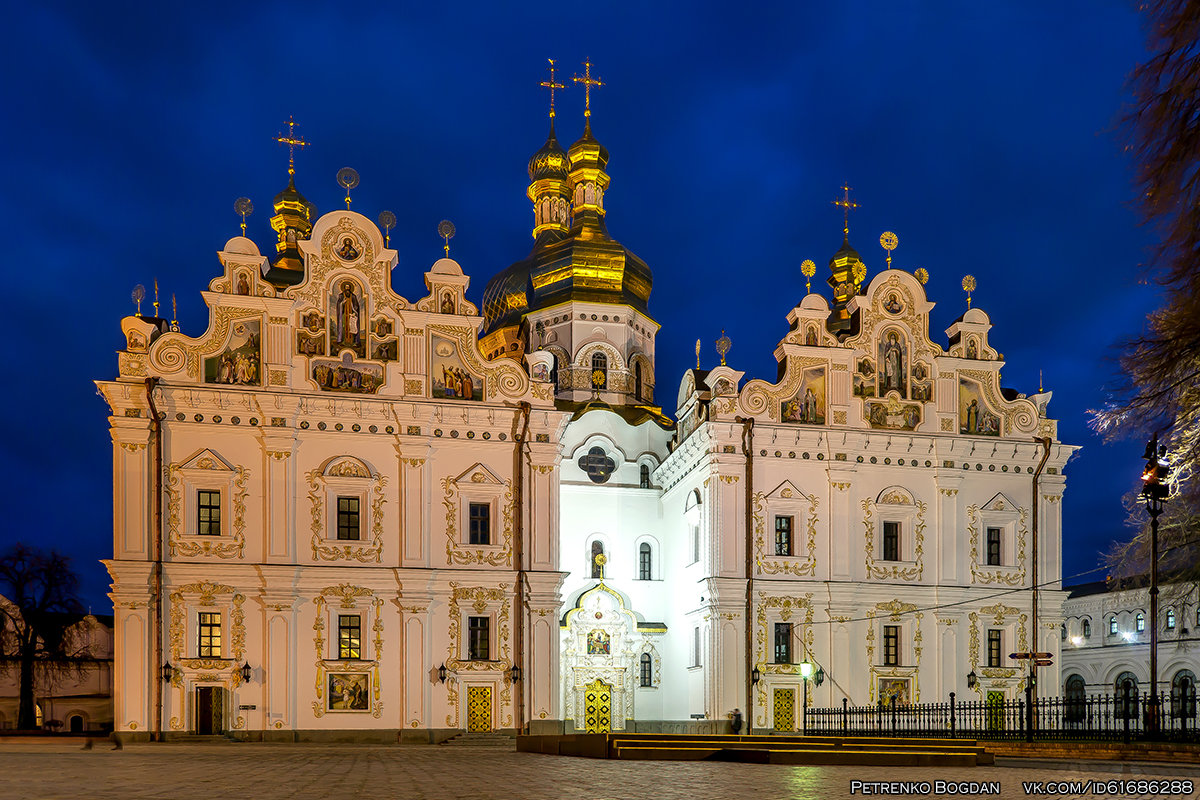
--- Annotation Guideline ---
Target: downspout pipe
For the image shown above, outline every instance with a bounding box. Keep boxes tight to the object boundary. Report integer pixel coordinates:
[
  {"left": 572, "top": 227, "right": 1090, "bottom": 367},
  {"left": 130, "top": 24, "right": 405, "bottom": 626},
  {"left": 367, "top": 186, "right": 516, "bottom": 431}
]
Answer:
[
  {"left": 145, "top": 377, "right": 163, "bottom": 742},
  {"left": 1030, "top": 436, "right": 1052, "bottom": 699},
  {"left": 736, "top": 416, "right": 755, "bottom": 732},
  {"left": 513, "top": 401, "right": 532, "bottom": 735}
]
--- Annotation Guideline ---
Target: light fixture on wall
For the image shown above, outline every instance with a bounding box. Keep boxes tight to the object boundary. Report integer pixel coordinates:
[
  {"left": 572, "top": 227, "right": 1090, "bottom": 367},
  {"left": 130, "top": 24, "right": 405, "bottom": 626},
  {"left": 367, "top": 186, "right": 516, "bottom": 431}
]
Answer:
[
  {"left": 160, "top": 663, "right": 175, "bottom": 683},
  {"left": 507, "top": 665, "right": 521, "bottom": 684},
  {"left": 240, "top": 663, "right": 252, "bottom": 683},
  {"left": 967, "top": 670, "right": 977, "bottom": 688},
  {"left": 751, "top": 666, "right": 761, "bottom": 685},
  {"left": 437, "top": 664, "right": 448, "bottom": 683},
  {"left": 814, "top": 666, "right": 825, "bottom": 687}
]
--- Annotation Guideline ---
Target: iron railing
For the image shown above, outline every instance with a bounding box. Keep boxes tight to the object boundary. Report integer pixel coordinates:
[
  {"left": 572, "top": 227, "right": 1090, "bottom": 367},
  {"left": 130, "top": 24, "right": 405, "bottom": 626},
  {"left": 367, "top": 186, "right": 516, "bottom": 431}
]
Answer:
[{"left": 806, "top": 688, "right": 1199, "bottom": 742}]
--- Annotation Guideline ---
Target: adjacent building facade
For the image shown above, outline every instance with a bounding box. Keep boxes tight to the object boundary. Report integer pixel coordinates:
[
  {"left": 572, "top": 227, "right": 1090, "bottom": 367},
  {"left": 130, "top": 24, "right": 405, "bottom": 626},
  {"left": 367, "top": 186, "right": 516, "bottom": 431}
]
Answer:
[{"left": 99, "top": 100, "right": 1076, "bottom": 741}]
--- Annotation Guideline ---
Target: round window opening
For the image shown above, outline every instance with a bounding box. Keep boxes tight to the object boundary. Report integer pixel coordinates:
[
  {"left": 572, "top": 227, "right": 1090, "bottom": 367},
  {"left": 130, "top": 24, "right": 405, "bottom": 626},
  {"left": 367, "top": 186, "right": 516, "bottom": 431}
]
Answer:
[{"left": 579, "top": 446, "right": 616, "bottom": 484}]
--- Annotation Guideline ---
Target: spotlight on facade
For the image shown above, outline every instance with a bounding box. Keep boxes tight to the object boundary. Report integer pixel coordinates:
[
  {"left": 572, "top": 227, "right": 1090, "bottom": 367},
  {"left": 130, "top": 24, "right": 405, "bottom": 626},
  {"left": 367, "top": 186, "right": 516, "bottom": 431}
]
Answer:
[
  {"left": 799, "top": 661, "right": 814, "bottom": 679},
  {"left": 1121, "top": 631, "right": 1134, "bottom": 643},
  {"left": 240, "top": 663, "right": 252, "bottom": 683},
  {"left": 967, "top": 670, "right": 977, "bottom": 688},
  {"left": 1070, "top": 635, "right": 1084, "bottom": 647},
  {"left": 437, "top": 664, "right": 447, "bottom": 683}
]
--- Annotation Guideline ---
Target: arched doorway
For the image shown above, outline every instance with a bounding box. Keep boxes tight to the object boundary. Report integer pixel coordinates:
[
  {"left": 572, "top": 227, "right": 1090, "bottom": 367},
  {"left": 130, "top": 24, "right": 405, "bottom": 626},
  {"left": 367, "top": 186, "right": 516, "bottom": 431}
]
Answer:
[
  {"left": 68, "top": 715, "right": 84, "bottom": 733},
  {"left": 584, "top": 679, "right": 612, "bottom": 733}
]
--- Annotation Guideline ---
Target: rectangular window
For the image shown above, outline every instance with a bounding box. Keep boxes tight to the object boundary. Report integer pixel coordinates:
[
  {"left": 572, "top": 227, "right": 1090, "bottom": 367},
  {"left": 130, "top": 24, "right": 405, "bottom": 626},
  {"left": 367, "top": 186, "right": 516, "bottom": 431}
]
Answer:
[
  {"left": 198, "top": 612, "right": 222, "bottom": 658},
  {"left": 692, "top": 525, "right": 700, "bottom": 564},
  {"left": 639, "top": 544, "right": 652, "bottom": 581},
  {"left": 883, "top": 625, "right": 899, "bottom": 666},
  {"left": 197, "top": 490, "right": 221, "bottom": 536},
  {"left": 338, "top": 615, "right": 361, "bottom": 660},
  {"left": 774, "top": 516, "right": 793, "bottom": 556},
  {"left": 773, "top": 622, "right": 792, "bottom": 664},
  {"left": 987, "top": 629, "right": 1002, "bottom": 667},
  {"left": 468, "top": 616, "right": 490, "bottom": 661},
  {"left": 692, "top": 626, "right": 701, "bottom": 667},
  {"left": 336, "top": 496, "right": 360, "bottom": 541},
  {"left": 986, "top": 527, "right": 1002, "bottom": 566},
  {"left": 468, "top": 503, "right": 490, "bottom": 545},
  {"left": 640, "top": 654, "right": 652, "bottom": 687},
  {"left": 883, "top": 522, "right": 900, "bottom": 562}
]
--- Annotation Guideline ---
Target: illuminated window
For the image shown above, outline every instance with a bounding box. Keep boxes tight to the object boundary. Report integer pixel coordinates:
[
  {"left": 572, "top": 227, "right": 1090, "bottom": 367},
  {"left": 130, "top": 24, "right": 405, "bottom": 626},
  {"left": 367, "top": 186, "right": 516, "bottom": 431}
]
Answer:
[
  {"left": 1136, "top": 613, "right": 1145, "bottom": 632},
  {"left": 774, "top": 516, "right": 793, "bottom": 556},
  {"left": 591, "top": 352, "right": 608, "bottom": 388},
  {"left": 198, "top": 612, "right": 221, "bottom": 658},
  {"left": 197, "top": 490, "right": 221, "bottom": 536},
  {"left": 1108, "top": 617, "right": 1117, "bottom": 636},
  {"left": 338, "top": 615, "right": 361, "bottom": 660},
  {"left": 336, "top": 496, "right": 360, "bottom": 541},
  {"left": 1082, "top": 619, "right": 1091, "bottom": 639},
  {"left": 1167, "top": 609, "right": 1176, "bottom": 630}
]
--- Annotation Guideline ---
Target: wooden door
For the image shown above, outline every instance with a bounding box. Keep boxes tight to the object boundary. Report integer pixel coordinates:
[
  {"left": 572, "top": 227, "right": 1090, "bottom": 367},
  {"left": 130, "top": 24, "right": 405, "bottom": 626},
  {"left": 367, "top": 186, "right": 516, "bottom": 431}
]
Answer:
[{"left": 196, "top": 687, "right": 225, "bottom": 735}]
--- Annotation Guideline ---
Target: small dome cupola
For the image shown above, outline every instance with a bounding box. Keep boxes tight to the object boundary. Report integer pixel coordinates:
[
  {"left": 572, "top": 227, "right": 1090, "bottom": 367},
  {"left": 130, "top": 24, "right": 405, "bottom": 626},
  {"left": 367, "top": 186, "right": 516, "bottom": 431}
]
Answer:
[
  {"left": 568, "top": 60, "right": 611, "bottom": 226},
  {"left": 827, "top": 185, "right": 867, "bottom": 335},
  {"left": 265, "top": 118, "right": 315, "bottom": 288},
  {"left": 526, "top": 61, "right": 573, "bottom": 239}
]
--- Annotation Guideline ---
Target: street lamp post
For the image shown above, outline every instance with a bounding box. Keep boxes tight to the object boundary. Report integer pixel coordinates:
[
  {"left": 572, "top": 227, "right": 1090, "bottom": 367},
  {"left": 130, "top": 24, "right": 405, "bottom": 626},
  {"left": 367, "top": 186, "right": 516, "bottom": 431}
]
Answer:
[
  {"left": 799, "top": 661, "right": 814, "bottom": 735},
  {"left": 1141, "top": 434, "right": 1171, "bottom": 738}
]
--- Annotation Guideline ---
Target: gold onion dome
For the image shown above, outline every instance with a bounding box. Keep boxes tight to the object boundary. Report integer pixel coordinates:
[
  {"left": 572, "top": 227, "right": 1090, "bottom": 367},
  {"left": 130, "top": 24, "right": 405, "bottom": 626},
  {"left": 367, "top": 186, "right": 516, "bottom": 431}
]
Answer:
[
  {"left": 826, "top": 235, "right": 866, "bottom": 335},
  {"left": 265, "top": 175, "right": 316, "bottom": 288},
  {"left": 527, "top": 121, "right": 571, "bottom": 182}
]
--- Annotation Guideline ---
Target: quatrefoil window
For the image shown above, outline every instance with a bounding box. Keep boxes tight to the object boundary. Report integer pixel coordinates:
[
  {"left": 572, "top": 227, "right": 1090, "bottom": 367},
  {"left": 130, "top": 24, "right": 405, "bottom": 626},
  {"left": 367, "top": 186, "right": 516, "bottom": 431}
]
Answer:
[{"left": 579, "top": 446, "right": 615, "bottom": 484}]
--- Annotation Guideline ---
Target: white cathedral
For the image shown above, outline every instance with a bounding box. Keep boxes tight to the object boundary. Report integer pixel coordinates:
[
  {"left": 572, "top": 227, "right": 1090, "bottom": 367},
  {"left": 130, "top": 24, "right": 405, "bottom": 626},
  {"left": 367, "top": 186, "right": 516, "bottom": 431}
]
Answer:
[{"left": 98, "top": 89, "right": 1076, "bottom": 741}]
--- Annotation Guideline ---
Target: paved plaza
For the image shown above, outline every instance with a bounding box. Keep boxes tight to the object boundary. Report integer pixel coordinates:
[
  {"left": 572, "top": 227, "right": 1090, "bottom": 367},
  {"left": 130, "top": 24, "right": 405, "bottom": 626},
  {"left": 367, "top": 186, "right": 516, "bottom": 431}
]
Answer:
[{"left": 0, "top": 742, "right": 1197, "bottom": 800}]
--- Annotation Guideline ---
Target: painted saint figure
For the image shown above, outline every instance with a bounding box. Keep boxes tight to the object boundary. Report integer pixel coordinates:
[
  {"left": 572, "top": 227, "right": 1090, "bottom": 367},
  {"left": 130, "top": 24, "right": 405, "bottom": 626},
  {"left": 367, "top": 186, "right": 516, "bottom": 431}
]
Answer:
[
  {"left": 881, "top": 332, "right": 905, "bottom": 395},
  {"left": 966, "top": 399, "right": 980, "bottom": 433},
  {"left": 333, "top": 281, "right": 362, "bottom": 352},
  {"left": 336, "top": 236, "right": 360, "bottom": 260}
]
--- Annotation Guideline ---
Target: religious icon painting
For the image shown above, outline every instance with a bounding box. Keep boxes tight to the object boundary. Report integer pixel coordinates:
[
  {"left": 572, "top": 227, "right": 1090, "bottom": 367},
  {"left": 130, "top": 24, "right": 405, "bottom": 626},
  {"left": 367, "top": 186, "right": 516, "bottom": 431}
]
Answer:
[
  {"left": 311, "top": 352, "right": 384, "bottom": 394},
  {"left": 328, "top": 279, "right": 367, "bottom": 358},
  {"left": 296, "top": 330, "right": 326, "bottom": 357},
  {"left": 203, "top": 319, "right": 261, "bottom": 386},
  {"left": 781, "top": 366, "right": 826, "bottom": 425},
  {"left": 431, "top": 334, "right": 483, "bottom": 401},
  {"left": 586, "top": 629, "right": 610, "bottom": 655},
  {"left": 327, "top": 672, "right": 370, "bottom": 712},
  {"left": 959, "top": 378, "right": 1001, "bottom": 436},
  {"left": 882, "top": 292, "right": 904, "bottom": 314},
  {"left": 370, "top": 338, "right": 397, "bottom": 362},
  {"left": 877, "top": 330, "right": 908, "bottom": 398},
  {"left": 334, "top": 235, "right": 361, "bottom": 261},
  {"left": 878, "top": 677, "right": 910, "bottom": 706}
]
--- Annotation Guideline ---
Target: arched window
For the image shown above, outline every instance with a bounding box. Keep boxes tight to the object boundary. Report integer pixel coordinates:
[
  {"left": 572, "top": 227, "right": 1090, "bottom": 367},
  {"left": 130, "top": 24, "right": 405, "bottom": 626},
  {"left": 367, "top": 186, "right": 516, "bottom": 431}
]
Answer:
[
  {"left": 34, "top": 703, "right": 43, "bottom": 728},
  {"left": 1060, "top": 624, "right": 1067, "bottom": 641},
  {"left": 1108, "top": 617, "right": 1118, "bottom": 636},
  {"left": 1115, "top": 671, "right": 1139, "bottom": 719},
  {"left": 685, "top": 489, "right": 702, "bottom": 564},
  {"left": 1172, "top": 670, "right": 1196, "bottom": 720},
  {"left": 1082, "top": 619, "right": 1091, "bottom": 639},
  {"left": 550, "top": 355, "right": 560, "bottom": 389},
  {"left": 591, "top": 540, "right": 605, "bottom": 579},
  {"left": 640, "top": 653, "right": 653, "bottom": 687},
  {"left": 1064, "top": 674, "right": 1087, "bottom": 723},
  {"left": 1136, "top": 613, "right": 1146, "bottom": 632},
  {"left": 639, "top": 542, "right": 652, "bottom": 580},
  {"left": 639, "top": 464, "right": 651, "bottom": 489},
  {"left": 68, "top": 715, "right": 83, "bottom": 733},
  {"left": 1167, "top": 609, "right": 1176, "bottom": 630},
  {"left": 634, "top": 361, "right": 643, "bottom": 400},
  {"left": 591, "top": 352, "right": 608, "bottom": 389}
]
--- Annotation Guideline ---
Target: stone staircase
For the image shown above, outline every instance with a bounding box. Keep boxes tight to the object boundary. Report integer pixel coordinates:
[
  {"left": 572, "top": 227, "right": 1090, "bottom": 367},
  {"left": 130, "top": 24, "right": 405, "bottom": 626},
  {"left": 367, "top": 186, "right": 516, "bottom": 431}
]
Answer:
[
  {"left": 162, "top": 733, "right": 237, "bottom": 743},
  {"left": 439, "top": 732, "right": 517, "bottom": 747},
  {"left": 519, "top": 732, "right": 994, "bottom": 766}
]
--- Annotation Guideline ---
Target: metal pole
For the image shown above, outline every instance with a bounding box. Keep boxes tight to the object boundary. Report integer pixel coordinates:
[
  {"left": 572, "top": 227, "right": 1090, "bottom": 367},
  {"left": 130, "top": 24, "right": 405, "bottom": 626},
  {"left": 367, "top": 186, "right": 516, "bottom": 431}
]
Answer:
[
  {"left": 802, "top": 678, "right": 808, "bottom": 735},
  {"left": 1148, "top": 500, "right": 1161, "bottom": 738},
  {"left": 950, "top": 692, "right": 956, "bottom": 738}
]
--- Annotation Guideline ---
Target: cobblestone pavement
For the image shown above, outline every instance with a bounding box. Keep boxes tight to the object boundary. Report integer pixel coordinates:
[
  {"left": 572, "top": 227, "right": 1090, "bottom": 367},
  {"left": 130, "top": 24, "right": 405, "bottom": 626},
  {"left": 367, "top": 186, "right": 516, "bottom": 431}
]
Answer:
[{"left": 1, "top": 742, "right": 1198, "bottom": 800}]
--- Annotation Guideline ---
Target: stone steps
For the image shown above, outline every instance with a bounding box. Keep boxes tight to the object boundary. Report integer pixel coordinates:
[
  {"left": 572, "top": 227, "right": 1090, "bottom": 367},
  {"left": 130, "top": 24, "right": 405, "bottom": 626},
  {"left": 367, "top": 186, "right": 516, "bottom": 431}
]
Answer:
[{"left": 439, "top": 732, "right": 516, "bottom": 747}]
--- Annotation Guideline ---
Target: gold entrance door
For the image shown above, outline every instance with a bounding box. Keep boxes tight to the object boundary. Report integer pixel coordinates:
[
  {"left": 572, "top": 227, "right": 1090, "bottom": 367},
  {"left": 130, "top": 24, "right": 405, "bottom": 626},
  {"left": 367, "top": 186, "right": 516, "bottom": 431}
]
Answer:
[
  {"left": 467, "top": 686, "right": 493, "bottom": 732},
  {"left": 773, "top": 687, "right": 796, "bottom": 732},
  {"left": 584, "top": 679, "right": 612, "bottom": 733}
]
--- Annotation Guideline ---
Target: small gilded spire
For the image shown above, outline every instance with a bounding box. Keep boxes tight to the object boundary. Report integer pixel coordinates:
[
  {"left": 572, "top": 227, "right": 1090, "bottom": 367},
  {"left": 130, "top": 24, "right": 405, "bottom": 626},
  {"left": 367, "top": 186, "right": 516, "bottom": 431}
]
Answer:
[
  {"left": 832, "top": 183, "right": 861, "bottom": 241},
  {"left": 962, "top": 275, "right": 977, "bottom": 309},
  {"left": 539, "top": 58, "right": 565, "bottom": 121},
  {"left": 573, "top": 58, "right": 604, "bottom": 124},
  {"left": 880, "top": 231, "right": 898, "bottom": 269},
  {"left": 274, "top": 116, "right": 310, "bottom": 178}
]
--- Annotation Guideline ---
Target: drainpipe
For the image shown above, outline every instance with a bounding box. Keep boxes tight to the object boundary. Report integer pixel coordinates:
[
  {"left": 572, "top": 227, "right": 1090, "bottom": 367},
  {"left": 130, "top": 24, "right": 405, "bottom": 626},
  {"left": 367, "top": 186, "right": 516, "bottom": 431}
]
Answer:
[
  {"left": 145, "top": 377, "right": 164, "bottom": 742},
  {"left": 736, "top": 416, "right": 755, "bottom": 732},
  {"left": 1030, "top": 436, "right": 1052, "bottom": 703},
  {"left": 513, "top": 401, "right": 532, "bottom": 735}
]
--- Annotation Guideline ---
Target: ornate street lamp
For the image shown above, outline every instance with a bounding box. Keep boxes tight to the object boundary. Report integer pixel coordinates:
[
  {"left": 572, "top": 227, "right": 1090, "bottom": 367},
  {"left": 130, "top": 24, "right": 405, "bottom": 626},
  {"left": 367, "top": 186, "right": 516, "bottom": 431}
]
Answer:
[
  {"left": 240, "top": 663, "right": 252, "bottom": 684},
  {"left": 437, "top": 664, "right": 448, "bottom": 684},
  {"left": 160, "top": 663, "right": 175, "bottom": 683},
  {"left": 507, "top": 665, "right": 521, "bottom": 684},
  {"left": 799, "top": 661, "right": 814, "bottom": 735},
  {"left": 967, "top": 670, "right": 977, "bottom": 689},
  {"left": 750, "top": 666, "right": 761, "bottom": 685},
  {"left": 1141, "top": 434, "right": 1171, "bottom": 737}
]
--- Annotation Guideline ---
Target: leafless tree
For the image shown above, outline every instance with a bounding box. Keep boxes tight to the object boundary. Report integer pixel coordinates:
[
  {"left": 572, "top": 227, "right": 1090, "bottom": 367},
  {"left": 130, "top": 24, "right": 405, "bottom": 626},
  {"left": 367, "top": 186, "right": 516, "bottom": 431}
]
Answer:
[
  {"left": 1092, "top": 0, "right": 1200, "bottom": 580},
  {"left": 0, "top": 544, "right": 86, "bottom": 730}
]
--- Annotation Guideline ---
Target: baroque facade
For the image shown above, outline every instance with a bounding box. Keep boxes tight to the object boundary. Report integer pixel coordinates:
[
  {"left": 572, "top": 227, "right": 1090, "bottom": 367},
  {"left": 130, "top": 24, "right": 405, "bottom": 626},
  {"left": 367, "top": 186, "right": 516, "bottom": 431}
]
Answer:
[{"left": 99, "top": 99, "right": 1076, "bottom": 741}]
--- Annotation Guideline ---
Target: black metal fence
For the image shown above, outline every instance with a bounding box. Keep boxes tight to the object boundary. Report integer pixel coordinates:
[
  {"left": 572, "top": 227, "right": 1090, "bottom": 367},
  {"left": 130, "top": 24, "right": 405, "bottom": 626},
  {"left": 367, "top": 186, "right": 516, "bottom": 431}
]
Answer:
[{"left": 806, "top": 688, "right": 1200, "bottom": 742}]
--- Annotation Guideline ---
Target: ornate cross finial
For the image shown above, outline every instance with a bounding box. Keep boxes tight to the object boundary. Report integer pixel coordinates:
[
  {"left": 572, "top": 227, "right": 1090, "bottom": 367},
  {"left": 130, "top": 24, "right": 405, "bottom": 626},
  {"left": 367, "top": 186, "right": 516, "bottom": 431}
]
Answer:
[
  {"left": 801, "top": 259, "right": 816, "bottom": 293},
  {"left": 540, "top": 58, "right": 566, "bottom": 120},
  {"left": 880, "top": 231, "right": 898, "bottom": 270},
  {"left": 962, "top": 274, "right": 977, "bottom": 309},
  {"left": 274, "top": 116, "right": 310, "bottom": 177},
  {"left": 695, "top": 338, "right": 702, "bottom": 369},
  {"left": 832, "top": 183, "right": 861, "bottom": 238},
  {"left": 716, "top": 330, "right": 732, "bottom": 366},
  {"left": 438, "top": 220, "right": 456, "bottom": 257},
  {"left": 573, "top": 59, "right": 604, "bottom": 119}
]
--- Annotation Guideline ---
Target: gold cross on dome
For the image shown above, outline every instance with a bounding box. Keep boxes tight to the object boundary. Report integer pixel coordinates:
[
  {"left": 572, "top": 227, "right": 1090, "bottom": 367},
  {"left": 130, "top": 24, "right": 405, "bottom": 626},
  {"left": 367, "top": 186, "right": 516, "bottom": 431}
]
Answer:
[
  {"left": 274, "top": 116, "right": 310, "bottom": 176},
  {"left": 832, "top": 183, "right": 861, "bottom": 238},
  {"left": 573, "top": 59, "right": 604, "bottom": 118},
  {"left": 539, "top": 59, "right": 566, "bottom": 119}
]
